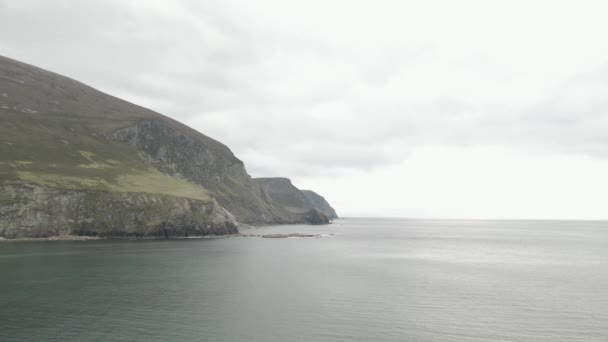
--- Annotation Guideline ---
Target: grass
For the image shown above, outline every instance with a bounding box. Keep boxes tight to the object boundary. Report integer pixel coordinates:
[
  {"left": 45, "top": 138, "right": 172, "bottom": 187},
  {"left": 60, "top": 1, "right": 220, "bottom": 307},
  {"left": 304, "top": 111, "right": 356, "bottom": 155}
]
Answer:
[
  {"left": 77, "top": 150, "right": 96, "bottom": 162},
  {"left": 0, "top": 110, "right": 211, "bottom": 202},
  {"left": 284, "top": 206, "right": 308, "bottom": 214},
  {"left": 0, "top": 192, "right": 11, "bottom": 203},
  {"left": 114, "top": 169, "right": 210, "bottom": 201},
  {"left": 17, "top": 171, "right": 114, "bottom": 190},
  {"left": 193, "top": 211, "right": 210, "bottom": 223}
]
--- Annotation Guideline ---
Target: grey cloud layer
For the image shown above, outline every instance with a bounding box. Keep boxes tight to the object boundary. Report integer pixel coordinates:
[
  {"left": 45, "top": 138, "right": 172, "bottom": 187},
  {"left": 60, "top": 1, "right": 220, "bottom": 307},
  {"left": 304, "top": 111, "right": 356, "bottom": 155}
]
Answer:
[{"left": 2, "top": 0, "right": 608, "bottom": 178}]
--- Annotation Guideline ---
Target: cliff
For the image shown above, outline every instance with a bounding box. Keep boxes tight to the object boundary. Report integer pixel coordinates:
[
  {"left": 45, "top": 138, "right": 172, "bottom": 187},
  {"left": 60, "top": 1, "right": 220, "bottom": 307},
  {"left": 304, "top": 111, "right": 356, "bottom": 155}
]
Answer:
[
  {"left": 254, "top": 178, "right": 337, "bottom": 225},
  {"left": 0, "top": 55, "right": 336, "bottom": 238},
  {"left": 301, "top": 190, "right": 339, "bottom": 219},
  {"left": 0, "top": 182, "right": 237, "bottom": 239}
]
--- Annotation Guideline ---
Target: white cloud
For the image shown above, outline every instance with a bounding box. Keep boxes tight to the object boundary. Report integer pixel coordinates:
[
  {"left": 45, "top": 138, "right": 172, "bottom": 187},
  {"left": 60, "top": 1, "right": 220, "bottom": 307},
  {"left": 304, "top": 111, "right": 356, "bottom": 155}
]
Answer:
[{"left": 295, "top": 146, "right": 608, "bottom": 220}]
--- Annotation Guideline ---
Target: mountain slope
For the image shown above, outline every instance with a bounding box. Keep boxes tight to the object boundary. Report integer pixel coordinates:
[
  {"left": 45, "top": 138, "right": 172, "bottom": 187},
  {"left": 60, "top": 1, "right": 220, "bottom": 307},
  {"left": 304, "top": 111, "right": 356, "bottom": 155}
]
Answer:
[{"left": 0, "top": 55, "right": 336, "bottom": 238}]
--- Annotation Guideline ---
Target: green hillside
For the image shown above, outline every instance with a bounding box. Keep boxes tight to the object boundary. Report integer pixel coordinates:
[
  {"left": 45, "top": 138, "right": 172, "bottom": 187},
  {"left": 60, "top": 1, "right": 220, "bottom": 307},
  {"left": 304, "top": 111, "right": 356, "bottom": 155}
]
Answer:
[{"left": 0, "top": 110, "right": 210, "bottom": 202}]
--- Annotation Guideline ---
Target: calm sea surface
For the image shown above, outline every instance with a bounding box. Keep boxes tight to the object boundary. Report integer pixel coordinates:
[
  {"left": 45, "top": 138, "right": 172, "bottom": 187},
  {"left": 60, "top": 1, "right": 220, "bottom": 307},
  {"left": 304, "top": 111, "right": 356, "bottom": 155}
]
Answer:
[{"left": 1, "top": 218, "right": 607, "bottom": 341}]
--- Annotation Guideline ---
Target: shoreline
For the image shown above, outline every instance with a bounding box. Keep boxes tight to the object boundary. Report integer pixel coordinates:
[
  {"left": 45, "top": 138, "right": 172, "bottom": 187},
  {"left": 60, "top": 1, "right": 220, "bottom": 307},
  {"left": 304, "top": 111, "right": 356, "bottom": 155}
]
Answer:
[
  {"left": 0, "top": 232, "right": 330, "bottom": 242},
  {"left": 0, "top": 234, "right": 240, "bottom": 242}
]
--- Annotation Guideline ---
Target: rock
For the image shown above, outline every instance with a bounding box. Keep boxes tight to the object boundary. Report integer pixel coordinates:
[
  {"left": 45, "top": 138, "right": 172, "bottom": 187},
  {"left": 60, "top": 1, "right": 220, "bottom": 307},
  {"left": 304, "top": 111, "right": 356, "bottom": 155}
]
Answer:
[
  {"left": 303, "top": 209, "right": 330, "bottom": 225},
  {"left": 262, "top": 233, "right": 319, "bottom": 238},
  {"left": 301, "top": 190, "right": 338, "bottom": 219},
  {"left": 254, "top": 178, "right": 334, "bottom": 224},
  {"left": 0, "top": 182, "right": 238, "bottom": 239}
]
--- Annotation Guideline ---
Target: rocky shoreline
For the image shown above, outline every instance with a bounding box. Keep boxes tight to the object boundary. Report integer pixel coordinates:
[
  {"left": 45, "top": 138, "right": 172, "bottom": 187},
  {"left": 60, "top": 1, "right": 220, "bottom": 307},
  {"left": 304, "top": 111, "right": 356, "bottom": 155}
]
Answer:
[
  {"left": 0, "top": 235, "right": 101, "bottom": 242},
  {"left": 0, "top": 232, "right": 333, "bottom": 242},
  {"left": 260, "top": 233, "right": 321, "bottom": 238}
]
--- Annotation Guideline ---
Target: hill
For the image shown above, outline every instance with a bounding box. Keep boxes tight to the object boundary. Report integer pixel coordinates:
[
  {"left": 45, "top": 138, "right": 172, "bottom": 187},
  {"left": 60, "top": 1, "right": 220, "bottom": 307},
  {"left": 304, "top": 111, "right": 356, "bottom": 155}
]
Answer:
[{"left": 0, "top": 55, "right": 336, "bottom": 238}]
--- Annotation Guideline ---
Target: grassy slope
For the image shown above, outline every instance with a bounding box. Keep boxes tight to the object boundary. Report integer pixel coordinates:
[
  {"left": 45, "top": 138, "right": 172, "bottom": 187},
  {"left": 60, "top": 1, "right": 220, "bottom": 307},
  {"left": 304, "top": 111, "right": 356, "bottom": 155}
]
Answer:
[{"left": 0, "top": 109, "right": 211, "bottom": 202}]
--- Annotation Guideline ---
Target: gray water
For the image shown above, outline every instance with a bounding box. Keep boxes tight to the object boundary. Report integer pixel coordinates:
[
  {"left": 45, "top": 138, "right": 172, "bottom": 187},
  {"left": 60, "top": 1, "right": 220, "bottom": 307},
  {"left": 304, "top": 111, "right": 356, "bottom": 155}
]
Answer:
[{"left": 1, "top": 218, "right": 607, "bottom": 341}]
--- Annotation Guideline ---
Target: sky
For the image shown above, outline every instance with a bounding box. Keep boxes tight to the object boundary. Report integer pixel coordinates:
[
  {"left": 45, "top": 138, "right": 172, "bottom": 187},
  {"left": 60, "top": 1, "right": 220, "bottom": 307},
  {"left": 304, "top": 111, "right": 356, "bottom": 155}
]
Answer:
[{"left": 2, "top": 0, "right": 608, "bottom": 219}]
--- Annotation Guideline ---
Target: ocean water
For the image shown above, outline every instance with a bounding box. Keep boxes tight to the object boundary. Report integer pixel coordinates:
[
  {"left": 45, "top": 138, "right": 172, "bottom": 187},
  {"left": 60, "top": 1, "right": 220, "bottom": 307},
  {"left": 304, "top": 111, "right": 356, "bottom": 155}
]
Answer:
[{"left": 1, "top": 218, "right": 607, "bottom": 341}]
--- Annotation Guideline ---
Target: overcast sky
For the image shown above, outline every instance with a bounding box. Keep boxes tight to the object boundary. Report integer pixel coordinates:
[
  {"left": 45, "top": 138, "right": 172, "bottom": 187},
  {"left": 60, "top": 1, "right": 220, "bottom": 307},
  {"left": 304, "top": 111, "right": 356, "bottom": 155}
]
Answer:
[{"left": 2, "top": 0, "right": 608, "bottom": 219}]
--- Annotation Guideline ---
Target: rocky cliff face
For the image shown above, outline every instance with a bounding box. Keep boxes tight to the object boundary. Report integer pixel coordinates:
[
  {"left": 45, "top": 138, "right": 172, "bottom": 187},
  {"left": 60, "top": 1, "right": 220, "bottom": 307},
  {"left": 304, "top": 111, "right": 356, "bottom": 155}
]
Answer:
[
  {"left": 107, "top": 119, "right": 280, "bottom": 224},
  {"left": 0, "top": 55, "right": 337, "bottom": 239},
  {"left": 301, "top": 190, "right": 338, "bottom": 219},
  {"left": 0, "top": 182, "right": 237, "bottom": 239},
  {"left": 254, "top": 178, "right": 336, "bottom": 224}
]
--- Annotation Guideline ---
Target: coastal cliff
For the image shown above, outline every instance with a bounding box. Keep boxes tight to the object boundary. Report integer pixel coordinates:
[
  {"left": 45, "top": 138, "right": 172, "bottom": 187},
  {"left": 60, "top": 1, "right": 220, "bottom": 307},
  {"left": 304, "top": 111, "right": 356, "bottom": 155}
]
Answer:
[
  {"left": 254, "top": 178, "right": 338, "bottom": 225},
  {"left": 0, "top": 182, "right": 237, "bottom": 239},
  {"left": 301, "top": 190, "right": 339, "bottom": 219},
  {"left": 0, "top": 55, "right": 336, "bottom": 238}
]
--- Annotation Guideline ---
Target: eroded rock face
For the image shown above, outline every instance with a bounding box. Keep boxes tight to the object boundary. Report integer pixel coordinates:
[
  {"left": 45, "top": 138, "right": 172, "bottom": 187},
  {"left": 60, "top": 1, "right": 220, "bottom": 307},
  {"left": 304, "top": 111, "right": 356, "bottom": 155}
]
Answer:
[
  {"left": 301, "top": 190, "right": 338, "bottom": 219},
  {"left": 108, "top": 120, "right": 282, "bottom": 224},
  {"left": 0, "top": 182, "right": 238, "bottom": 239},
  {"left": 254, "top": 178, "right": 333, "bottom": 224},
  {"left": 303, "top": 209, "right": 330, "bottom": 225}
]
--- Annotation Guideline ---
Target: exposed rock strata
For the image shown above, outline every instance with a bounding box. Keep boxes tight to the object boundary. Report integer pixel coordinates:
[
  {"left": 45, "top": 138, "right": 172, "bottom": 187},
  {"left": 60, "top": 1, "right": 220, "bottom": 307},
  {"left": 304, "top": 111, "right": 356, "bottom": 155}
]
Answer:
[{"left": 0, "top": 182, "right": 237, "bottom": 239}]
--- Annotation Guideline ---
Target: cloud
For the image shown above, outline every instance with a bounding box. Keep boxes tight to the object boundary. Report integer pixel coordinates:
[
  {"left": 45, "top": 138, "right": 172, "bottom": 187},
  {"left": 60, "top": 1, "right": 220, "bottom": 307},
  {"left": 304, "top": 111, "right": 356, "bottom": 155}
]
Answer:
[
  {"left": 2, "top": 0, "right": 608, "bottom": 218},
  {"left": 295, "top": 145, "right": 608, "bottom": 219}
]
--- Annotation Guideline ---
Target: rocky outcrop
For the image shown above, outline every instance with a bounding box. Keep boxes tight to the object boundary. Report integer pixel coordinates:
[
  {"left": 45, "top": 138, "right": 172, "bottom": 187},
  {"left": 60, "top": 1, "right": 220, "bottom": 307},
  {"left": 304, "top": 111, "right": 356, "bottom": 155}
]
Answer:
[
  {"left": 301, "top": 190, "right": 338, "bottom": 219},
  {"left": 303, "top": 209, "right": 330, "bottom": 225},
  {"left": 254, "top": 178, "right": 333, "bottom": 224},
  {"left": 0, "top": 182, "right": 238, "bottom": 239},
  {"left": 261, "top": 233, "right": 319, "bottom": 238}
]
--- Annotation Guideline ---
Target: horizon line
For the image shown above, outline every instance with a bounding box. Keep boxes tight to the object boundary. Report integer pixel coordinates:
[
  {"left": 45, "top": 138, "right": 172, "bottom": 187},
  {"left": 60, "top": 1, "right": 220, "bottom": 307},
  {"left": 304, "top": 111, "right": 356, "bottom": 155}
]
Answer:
[{"left": 336, "top": 216, "right": 608, "bottom": 222}]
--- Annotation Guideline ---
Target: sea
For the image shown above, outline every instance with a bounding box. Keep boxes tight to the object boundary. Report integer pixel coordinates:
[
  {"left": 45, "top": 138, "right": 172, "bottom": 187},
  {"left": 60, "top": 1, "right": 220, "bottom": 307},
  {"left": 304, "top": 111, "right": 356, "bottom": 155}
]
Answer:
[{"left": 1, "top": 218, "right": 607, "bottom": 341}]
